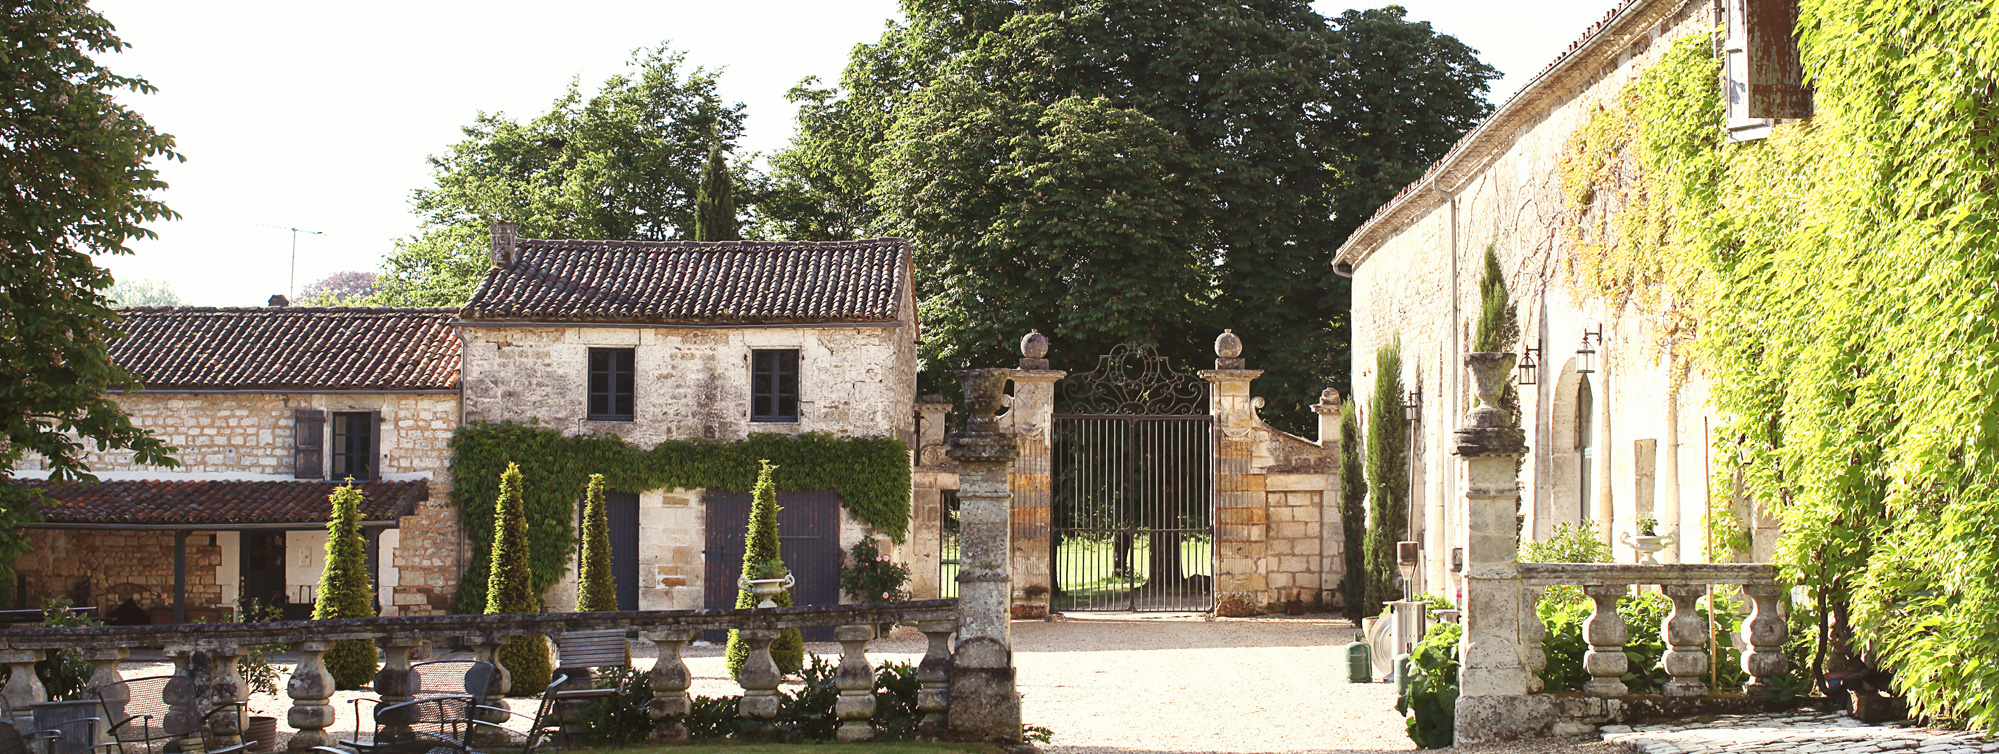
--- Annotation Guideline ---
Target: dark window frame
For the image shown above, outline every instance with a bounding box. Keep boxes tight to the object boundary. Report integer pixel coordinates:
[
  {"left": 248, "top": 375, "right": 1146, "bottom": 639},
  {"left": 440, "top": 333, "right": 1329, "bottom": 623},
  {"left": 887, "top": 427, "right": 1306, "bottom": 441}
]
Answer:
[
  {"left": 750, "top": 348, "right": 801, "bottom": 423},
  {"left": 587, "top": 347, "right": 637, "bottom": 421},
  {"left": 329, "top": 411, "right": 377, "bottom": 481}
]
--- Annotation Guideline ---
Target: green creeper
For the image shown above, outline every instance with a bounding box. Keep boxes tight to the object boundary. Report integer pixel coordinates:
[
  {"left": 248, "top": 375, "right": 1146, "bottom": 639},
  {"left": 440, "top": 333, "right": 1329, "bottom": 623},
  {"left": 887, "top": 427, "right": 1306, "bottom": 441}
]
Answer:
[
  {"left": 693, "top": 142, "right": 740, "bottom": 242},
  {"left": 486, "top": 463, "right": 551, "bottom": 693},
  {"left": 1339, "top": 399, "right": 1370, "bottom": 621},
  {"left": 576, "top": 474, "right": 617, "bottom": 613},
  {"left": 1364, "top": 339, "right": 1409, "bottom": 609},
  {"left": 312, "top": 483, "right": 379, "bottom": 689},
  {"left": 725, "top": 461, "right": 803, "bottom": 680}
]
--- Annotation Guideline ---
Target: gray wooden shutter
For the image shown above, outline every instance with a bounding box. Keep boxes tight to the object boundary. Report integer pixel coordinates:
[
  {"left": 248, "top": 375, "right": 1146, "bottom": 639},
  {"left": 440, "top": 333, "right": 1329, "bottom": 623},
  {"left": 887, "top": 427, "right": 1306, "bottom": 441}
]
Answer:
[
  {"left": 294, "top": 409, "right": 325, "bottom": 479},
  {"left": 1744, "top": 0, "right": 1811, "bottom": 119},
  {"left": 367, "top": 410, "right": 382, "bottom": 481}
]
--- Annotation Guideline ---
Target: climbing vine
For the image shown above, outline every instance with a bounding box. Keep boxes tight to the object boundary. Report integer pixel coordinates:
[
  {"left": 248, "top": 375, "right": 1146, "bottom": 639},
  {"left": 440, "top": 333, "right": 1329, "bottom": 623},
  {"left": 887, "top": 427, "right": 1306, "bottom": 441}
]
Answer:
[
  {"left": 1558, "top": 3, "right": 1999, "bottom": 729},
  {"left": 450, "top": 422, "right": 910, "bottom": 614}
]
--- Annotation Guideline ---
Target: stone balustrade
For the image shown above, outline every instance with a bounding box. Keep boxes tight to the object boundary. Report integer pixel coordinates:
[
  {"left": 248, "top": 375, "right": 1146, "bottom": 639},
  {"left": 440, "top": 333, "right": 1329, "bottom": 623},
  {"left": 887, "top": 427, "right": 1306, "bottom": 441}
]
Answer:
[
  {"left": 0, "top": 600, "right": 959, "bottom": 750},
  {"left": 1515, "top": 563, "right": 1788, "bottom": 699}
]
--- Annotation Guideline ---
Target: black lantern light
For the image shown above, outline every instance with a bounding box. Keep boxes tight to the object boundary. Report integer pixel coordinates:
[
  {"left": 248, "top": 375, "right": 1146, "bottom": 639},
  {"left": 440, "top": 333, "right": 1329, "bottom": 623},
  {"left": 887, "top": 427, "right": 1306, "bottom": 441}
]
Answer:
[
  {"left": 1403, "top": 387, "right": 1422, "bottom": 422},
  {"left": 1519, "top": 342, "right": 1541, "bottom": 386},
  {"left": 1577, "top": 326, "right": 1603, "bottom": 375}
]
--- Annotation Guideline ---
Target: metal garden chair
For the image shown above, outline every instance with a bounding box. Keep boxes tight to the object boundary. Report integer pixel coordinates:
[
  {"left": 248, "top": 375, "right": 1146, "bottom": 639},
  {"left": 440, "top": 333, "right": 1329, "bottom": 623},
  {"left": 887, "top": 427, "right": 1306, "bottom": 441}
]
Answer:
[
  {"left": 88, "top": 675, "right": 252, "bottom": 754},
  {"left": 463, "top": 675, "right": 568, "bottom": 754}
]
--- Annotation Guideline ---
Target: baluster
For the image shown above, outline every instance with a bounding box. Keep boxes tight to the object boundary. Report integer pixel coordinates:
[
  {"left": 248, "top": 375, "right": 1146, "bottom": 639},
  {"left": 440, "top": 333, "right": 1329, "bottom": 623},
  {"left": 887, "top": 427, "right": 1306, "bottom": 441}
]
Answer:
[
  {"left": 0, "top": 648, "right": 45, "bottom": 730},
  {"left": 1582, "top": 585, "right": 1629, "bottom": 698},
  {"left": 204, "top": 643, "right": 246, "bottom": 749},
  {"left": 734, "top": 629, "right": 781, "bottom": 739},
  {"left": 1661, "top": 585, "right": 1710, "bottom": 697},
  {"left": 835, "top": 625, "right": 876, "bottom": 742},
  {"left": 467, "top": 635, "right": 512, "bottom": 747},
  {"left": 284, "top": 642, "right": 338, "bottom": 753},
  {"left": 1520, "top": 587, "right": 1547, "bottom": 694},
  {"left": 1741, "top": 583, "right": 1789, "bottom": 693},
  {"left": 373, "top": 638, "right": 420, "bottom": 745},
  {"left": 916, "top": 620, "right": 955, "bottom": 737},
  {"left": 83, "top": 647, "right": 129, "bottom": 749},
  {"left": 639, "top": 629, "right": 691, "bottom": 744},
  {"left": 161, "top": 645, "right": 208, "bottom": 754}
]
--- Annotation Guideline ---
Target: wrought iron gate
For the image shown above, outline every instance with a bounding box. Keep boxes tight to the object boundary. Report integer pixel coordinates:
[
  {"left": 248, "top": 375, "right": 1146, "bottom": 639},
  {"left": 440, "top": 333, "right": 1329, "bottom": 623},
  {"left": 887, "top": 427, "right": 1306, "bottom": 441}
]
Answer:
[{"left": 1052, "top": 345, "right": 1213, "bottom": 612}]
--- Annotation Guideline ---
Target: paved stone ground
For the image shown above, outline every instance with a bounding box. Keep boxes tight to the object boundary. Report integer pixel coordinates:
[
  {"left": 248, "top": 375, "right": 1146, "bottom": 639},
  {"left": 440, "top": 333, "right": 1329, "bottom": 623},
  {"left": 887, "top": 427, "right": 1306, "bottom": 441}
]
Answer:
[{"left": 1600, "top": 710, "right": 1999, "bottom": 754}]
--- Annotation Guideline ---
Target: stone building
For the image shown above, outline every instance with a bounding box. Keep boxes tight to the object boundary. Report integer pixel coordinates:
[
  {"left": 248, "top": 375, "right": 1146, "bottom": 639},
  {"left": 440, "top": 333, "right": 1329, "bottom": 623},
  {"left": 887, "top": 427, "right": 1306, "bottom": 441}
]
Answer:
[{"left": 1336, "top": 0, "right": 1808, "bottom": 599}]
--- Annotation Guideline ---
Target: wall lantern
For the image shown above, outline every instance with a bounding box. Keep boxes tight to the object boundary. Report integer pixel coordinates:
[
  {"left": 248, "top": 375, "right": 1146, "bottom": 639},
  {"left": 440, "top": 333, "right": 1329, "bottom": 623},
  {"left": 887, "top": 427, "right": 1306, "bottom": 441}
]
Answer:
[
  {"left": 1519, "top": 342, "right": 1541, "bottom": 386},
  {"left": 1403, "top": 387, "right": 1422, "bottom": 422},
  {"left": 1576, "top": 326, "right": 1604, "bottom": 375}
]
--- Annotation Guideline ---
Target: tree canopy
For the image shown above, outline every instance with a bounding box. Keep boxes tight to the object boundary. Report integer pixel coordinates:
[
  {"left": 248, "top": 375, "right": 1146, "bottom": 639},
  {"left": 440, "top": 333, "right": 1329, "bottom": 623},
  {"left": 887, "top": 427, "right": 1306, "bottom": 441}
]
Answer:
[
  {"left": 0, "top": 0, "right": 181, "bottom": 590},
  {"left": 762, "top": 1, "right": 1496, "bottom": 429},
  {"left": 371, "top": 45, "right": 749, "bottom": 306}
]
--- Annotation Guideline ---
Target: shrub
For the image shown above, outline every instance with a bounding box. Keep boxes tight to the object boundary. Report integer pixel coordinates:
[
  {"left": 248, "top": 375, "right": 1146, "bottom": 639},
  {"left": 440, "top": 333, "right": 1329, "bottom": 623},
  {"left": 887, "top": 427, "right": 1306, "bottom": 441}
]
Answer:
[
  {"left": 576, "top": 474, "right": 617, "bottom": 613},
  {"left": 236, "top": 597, "right": 285, "bottom": 696},
  {"left": 1396, "top": 621, "right": 1459, "bottom": 749},
  {"left": 486, "top": 463, "right": 551, "bottom": 693},
  {"left": 582, "top": 656, "right": 929, "bottom": 743},
  {"left": 838, "top": 538, "right": 910, "bottom": 603},
  {"left": 1364, "top": 339, "right": 1409, "bottom": 608},
  {"left": 1339, "top": 399, "right": 1369, "bottom": 620},
  {"left": 314, "top": 483, "right": 378, "bottom": 689},
  {"left": 725, "top": 461, "right": 804, "bottom": 680},
  {"left": 32, "top": 597, "right": 98, "bottom": 700}
]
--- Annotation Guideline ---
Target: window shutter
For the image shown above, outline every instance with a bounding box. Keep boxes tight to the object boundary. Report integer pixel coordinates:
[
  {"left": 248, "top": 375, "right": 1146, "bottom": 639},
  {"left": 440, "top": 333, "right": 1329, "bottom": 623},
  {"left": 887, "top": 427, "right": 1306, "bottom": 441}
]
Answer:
[
  {"left": 1743, "top": 0, "right": 1811, "bottom": 119},
  {"left": 294, "top": 409, "right": 325, "bottom": 479},
  {"left": 367, "top": 410, "right": 383, "bottom": 482}
]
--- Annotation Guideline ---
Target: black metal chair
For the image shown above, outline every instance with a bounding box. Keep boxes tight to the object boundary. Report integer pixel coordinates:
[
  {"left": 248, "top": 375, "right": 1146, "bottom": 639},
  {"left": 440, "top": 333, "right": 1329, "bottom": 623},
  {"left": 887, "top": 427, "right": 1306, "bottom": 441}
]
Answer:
[
  {"left": 328, "top": 695, "right": 475, "bottom": 754},
  {"left": 88, "top": 676, "right": 252, "bottom": 754},
  {"left": 409, "top": 661, "right": 497, "bottom": 710},
  {"left": 0, "top": 718, "right": 116, "bottom": 754},
  {"left": 464, "top": 675, "right": 568, "bottom": 754}
]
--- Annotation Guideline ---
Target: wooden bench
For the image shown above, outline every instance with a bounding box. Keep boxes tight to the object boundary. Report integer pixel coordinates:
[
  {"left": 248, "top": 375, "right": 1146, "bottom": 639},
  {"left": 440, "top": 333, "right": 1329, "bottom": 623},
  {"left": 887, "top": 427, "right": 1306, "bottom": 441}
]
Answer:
[{"left": 551, "top": 631, "right": 628, "bottom": 746}]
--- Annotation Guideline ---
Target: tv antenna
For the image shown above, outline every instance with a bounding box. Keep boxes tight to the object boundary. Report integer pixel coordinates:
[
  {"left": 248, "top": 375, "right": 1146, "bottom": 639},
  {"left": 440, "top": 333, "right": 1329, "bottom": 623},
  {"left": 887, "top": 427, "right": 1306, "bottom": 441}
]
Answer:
[{"left": 256, "top": 224, "right": 325, "bottom": 298}]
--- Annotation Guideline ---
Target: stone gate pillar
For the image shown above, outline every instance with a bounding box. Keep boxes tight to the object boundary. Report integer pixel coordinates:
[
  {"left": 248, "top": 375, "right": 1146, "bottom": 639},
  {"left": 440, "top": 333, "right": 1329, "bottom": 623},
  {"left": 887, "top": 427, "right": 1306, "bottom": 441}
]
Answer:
[
  {"left": 910, "top": 395, "right": 955, "bottom": 599},
  {"left": 1005, "top": 331, "right": 1063, "bottom": 619},
  {"left": 947, "top": 368, "right": 1022, "bottom": 743},
  {"left": 1454, "top": 352, "right": 1533, "bottom": 745},
  {"left": 1199, "top": 330, "right": 1268, "bottom": 617}
]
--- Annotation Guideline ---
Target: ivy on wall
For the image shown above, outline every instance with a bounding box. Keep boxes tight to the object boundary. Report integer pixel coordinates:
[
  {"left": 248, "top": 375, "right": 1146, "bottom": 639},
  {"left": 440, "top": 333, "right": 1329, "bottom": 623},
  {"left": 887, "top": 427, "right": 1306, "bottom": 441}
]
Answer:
[
  {"left": 450, "top": 422, "right": 911, "bottom": 614},
  {"left": 1558, "top": 3, "right": 1999, "bottom": 729}
]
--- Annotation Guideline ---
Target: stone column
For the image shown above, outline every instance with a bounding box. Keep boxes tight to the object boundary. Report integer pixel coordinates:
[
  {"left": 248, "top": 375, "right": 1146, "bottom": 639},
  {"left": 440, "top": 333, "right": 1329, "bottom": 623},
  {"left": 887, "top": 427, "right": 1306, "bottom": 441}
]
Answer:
[
  {"left": 84, "top": 647, "right": 130, "bottom": 742},
  {"left": 1661, "top": 585, "right": 1710, "bottom": 697},
  {"left": 946, "top": 368, "right": 1022, "bottom": 743},
  {"left": 640, "top": 629, "right": 692, "bottom": 744},
  {"left": 161, "top": 645, "right": 208, "bottom": 754},
  {"left": 373, "top": 637, "right": 420, "bottom": 743},
  {"left": 1741, "top": 583, "right": 1789, "bottom": 693},
  {"left": 1200, "top": 331, "right": 1268, "bottom": 617},
  {"left": 1520, "top": 587, "right": 1547, "bottom": 694},
  {"left": 1006, "top": 331, "right": 1063, "bottom": 619},
  {"left": 916, "top": 620, "right": 955, "bottom": 737},
  {"left": 0, "top": 648, "right": 44, "bottom": 730},
  {"left": 1582, "top": 585, "right": 1630, "bottom": 698},
  {"left": 834, "top": 625, "right": 876, "bottom": 742},
  {"left": 467, "top": 635, "right": 512, "bottom": 747},
  {"left": 284, "top": 642, "right": 338, "bottom": 753},
  {"left": 204, "top": 644, "right": 246, "bottom": 749},
  {"left": 1313, "top": 389, "right": 1344, "bottom": 607},
  {"left": 735, "top": 629, "right": 781, "bottom": 739},
  {"left": 910, "top": 395, "right": 956, "bottom": 599},
  {"left": 1451, "top": 352, "right": 1533, "bottom": 745}
]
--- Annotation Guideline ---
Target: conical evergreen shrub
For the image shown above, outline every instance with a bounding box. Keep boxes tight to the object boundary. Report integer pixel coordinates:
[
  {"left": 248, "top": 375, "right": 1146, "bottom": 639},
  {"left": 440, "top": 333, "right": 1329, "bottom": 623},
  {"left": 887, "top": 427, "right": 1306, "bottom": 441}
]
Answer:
[
  {"left": 1364, "top": 339, "right": 1409, "bottom": 608},
  {"left": 725, "top": 460, "right": 803, "bottom": 680},
  {"left": 694, "top": 142, "right": 739, "bottom": 242},
  {"left": 576, "top": 474, "right": 617, "bottom": 613},
  {"left": 313, "top": 482, "right": 378, "bottom": 689},
  {"left": 486, "top": 463, "right": 551, "bottom": 693}
]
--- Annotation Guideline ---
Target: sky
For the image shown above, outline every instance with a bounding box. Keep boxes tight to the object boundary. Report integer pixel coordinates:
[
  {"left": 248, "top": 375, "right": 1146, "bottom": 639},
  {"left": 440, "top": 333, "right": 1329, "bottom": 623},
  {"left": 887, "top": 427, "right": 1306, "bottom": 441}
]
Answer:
[{"left": 91, "top": 0, "right": 1622, "bottom": 306}]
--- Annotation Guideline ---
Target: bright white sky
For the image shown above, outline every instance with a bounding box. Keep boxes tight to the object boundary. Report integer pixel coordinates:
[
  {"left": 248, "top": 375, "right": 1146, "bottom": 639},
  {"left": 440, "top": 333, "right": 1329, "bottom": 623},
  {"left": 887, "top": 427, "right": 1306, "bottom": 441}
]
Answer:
[{"left": 92, "top": 0, "right": 1620, "bottom": 306}]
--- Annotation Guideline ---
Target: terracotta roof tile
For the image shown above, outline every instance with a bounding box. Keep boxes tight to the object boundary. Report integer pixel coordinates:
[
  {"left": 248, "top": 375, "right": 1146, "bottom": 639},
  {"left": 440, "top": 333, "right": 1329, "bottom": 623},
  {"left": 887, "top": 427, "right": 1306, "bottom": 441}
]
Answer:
[
  {"left": 464, "top": 238, "right": 909, "bottom": 324},
  {"left": 110, "top": 307, "right": 461, "bottom": 391},
  {"left": 12, "top": 479, "right": 427, "bottom": 526}
]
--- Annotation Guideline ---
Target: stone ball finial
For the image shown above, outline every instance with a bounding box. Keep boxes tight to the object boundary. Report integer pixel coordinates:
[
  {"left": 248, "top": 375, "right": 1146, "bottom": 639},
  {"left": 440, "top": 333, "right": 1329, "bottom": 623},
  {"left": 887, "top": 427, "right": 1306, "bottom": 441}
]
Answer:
[
  {"left": 1215, "top": 330, "right": 1243, "bottom": 359},
  {"left": 1021, "top": 330, "right": 1049, "bottom": 359}
]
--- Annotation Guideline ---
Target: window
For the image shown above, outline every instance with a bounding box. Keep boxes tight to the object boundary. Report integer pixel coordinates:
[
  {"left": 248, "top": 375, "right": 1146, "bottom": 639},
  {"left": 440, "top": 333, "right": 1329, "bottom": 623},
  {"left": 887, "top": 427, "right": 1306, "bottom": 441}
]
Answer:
[
  {"left": 1576, "top": 378, "right": 1594, "bottom": 522},
  {"left": 1724, "top": 0, "right": 1811, "bottom": 141},
  {"left": 588, "top": 348, "right": 636, "bottom": 420},
  {"left": 330, "top": 411, "right": 377, "bottom": 481},
  {"left": 751, "top": 349, "right": 800, "bottom": 422}
]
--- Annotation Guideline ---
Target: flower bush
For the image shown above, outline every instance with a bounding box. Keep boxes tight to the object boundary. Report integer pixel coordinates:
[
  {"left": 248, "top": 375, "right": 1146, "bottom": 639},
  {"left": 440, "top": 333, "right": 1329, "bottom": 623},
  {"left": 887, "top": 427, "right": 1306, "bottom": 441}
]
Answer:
[{"left": 838, "top": 538, "right": 910, "bottom": 603}]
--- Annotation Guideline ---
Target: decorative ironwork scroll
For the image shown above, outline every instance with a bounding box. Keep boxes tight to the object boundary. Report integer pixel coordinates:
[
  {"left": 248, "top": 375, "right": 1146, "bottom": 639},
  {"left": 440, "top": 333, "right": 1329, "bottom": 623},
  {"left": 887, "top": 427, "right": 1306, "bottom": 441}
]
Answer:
[{"left": 1056, "top": 344, "right": 1207, "bottom": 416}]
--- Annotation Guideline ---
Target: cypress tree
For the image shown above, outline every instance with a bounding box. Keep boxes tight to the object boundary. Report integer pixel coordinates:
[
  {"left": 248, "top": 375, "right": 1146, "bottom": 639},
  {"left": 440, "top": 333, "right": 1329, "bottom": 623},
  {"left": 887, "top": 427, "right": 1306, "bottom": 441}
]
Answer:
[
  {"left": 314, "top": 483, "right": 378, "bottom": 689},
  {"left": 486, "top": 463, "right": 551, "bottom": 693},
  {"left": 694, "top": 142, "right": 739, "bottom": 242},
  {"left": 724, "top": 461, "right": 803, "bottom": 680},
  {"left": 1471, "top": 244, "right": 1519, "bottom": 353},
  {"left": 1363, "top": 339, "right": 1409, "bottom": 608},
  {"left": 576, "top": 474, "right": 617, "bottom": 613},
  {"left": 1339, "top": 399, "right": 1371, "bottom": 620}
]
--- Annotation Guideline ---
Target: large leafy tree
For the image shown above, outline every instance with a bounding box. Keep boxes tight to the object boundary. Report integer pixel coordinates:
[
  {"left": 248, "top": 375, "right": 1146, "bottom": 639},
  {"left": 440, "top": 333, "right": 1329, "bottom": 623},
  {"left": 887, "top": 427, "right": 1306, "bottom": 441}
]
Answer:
[
  {"left": 0, "top": 0, "right": 181, "bottom": 601},
  {"left": 763, "top": 2, "right": 1495, "bottom": 429},
  {"left": 372, "top": 45, "right": 749, "bottom": 306}
]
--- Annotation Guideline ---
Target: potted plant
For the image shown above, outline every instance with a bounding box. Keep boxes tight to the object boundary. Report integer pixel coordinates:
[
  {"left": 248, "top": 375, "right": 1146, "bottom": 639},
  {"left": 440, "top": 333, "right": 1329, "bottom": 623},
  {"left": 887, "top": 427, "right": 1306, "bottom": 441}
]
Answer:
[{"left": 737, "top": 559, "right": 795, "bottom": 609}]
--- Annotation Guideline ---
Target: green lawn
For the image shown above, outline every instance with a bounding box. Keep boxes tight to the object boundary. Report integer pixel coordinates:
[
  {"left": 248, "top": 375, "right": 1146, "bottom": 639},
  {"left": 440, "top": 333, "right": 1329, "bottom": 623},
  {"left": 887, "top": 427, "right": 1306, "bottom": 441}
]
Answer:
[{"left": 597, "top": 743, "right": 995, "bottom": 754}]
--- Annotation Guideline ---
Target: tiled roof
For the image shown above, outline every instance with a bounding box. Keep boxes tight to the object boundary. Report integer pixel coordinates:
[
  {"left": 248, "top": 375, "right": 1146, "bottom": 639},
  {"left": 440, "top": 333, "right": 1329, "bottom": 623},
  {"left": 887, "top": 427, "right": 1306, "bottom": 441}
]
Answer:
[
  {"left": 110, "top": 307, "right": 462, "bottom": 391},
  {"left": 464, "top": 238, "right": 909, "bottom": 324},
  {"left": 12, "top": 479, "right": 427, "bottom": 526}
]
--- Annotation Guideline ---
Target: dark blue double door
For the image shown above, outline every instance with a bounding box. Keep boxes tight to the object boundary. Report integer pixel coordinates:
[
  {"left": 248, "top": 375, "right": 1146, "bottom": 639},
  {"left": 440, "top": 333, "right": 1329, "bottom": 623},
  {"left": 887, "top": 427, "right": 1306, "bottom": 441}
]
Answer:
[
  {"left": 582, "top": 492, "right": 642, "bottom": 611},
  {"left": 702, "top": 490, "right": 842, "bottom": 641}
]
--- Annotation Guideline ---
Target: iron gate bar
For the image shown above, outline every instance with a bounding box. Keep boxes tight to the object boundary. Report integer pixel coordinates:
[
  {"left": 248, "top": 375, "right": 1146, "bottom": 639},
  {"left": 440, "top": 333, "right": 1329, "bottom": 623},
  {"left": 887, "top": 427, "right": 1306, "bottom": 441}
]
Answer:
[{"left": 1051, "top": 414, "right": 1212, "bottom": 612}]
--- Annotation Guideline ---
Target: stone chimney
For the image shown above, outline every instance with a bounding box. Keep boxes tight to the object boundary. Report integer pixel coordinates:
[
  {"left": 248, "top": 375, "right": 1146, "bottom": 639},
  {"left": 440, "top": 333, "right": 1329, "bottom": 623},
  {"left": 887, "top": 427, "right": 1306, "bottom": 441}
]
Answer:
[
  {"left": 490, "top": 219, "right": 519, "bottom": 267},
  {"left": 267, "top": 295, "right": 290, "bottom": 307}
]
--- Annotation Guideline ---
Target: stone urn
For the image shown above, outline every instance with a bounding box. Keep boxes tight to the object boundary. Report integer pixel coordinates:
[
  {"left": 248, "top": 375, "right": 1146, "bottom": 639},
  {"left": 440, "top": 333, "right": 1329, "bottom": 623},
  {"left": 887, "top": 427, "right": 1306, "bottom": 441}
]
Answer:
[
  {"left": 1620, "top": 532, "right": 1674, "bottom": 565},
  {"left": 1464, "top": 352, "right": 1517, "bottom": 428},
  {"left": 737, "top": 572, "right": 796, "bottom": 608}
]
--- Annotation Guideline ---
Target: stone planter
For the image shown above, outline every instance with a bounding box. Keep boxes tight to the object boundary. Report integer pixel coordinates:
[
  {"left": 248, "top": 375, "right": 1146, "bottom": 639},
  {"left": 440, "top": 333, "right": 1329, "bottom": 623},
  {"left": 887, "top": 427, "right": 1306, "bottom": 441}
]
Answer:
[
  {"left": 1464, "top": 352, "right": 1517, "bottom": 428},
  {"left": 737, "top": 573, "right": 796, "bottom": 608},
  {"left": 1620, "top": 533, "right": 1674, "bottom": 565}
]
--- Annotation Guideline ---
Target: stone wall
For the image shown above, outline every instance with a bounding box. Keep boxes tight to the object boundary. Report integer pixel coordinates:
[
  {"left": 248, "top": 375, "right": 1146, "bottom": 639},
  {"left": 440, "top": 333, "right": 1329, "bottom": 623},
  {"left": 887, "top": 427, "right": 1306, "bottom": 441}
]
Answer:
[
  {"left": 1344, "top": 0, "right": 1736, "bottom": 601},
  {"left": 15, "top": 530, "right": 222, "bottom": 614}
]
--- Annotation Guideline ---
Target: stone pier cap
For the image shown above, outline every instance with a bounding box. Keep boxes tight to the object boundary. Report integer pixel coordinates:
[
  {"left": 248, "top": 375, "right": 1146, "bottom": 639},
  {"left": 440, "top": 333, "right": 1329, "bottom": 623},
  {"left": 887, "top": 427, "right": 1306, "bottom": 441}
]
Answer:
[{"left": 0, "top": 600, "right": 961, "bottom": 650}]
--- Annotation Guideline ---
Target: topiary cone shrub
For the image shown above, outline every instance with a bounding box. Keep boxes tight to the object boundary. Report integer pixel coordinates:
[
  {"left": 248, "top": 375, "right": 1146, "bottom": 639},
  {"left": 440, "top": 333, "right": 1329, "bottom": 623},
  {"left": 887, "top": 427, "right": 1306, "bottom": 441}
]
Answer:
[
  {"left": 725, "top": 460, "right": 803, "bottom": 681},
  {"left": 487, "top": 463, "right": 552, "bottom": 693},
  {"left": 314, "top": 482, "right": 379, "bottom": 689},
  {"left": 577, "top": 474, "right": 617, "bottom": 613}
]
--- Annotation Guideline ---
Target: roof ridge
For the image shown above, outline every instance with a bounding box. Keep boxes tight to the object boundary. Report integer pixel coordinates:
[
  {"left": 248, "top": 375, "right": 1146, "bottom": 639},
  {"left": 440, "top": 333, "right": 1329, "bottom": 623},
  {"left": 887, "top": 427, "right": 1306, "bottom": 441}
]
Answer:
[{"left": 115, "top": 306, "right": 459, "bottom": 315}]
